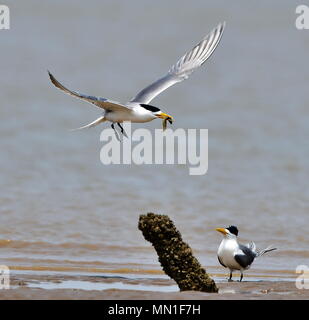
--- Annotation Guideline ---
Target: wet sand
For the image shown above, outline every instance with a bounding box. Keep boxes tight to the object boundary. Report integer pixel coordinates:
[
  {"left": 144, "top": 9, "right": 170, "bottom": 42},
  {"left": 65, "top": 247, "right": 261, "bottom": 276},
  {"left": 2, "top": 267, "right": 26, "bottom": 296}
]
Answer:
[{"left": 0, "top": 273, "right": 308, "bottom": 300}]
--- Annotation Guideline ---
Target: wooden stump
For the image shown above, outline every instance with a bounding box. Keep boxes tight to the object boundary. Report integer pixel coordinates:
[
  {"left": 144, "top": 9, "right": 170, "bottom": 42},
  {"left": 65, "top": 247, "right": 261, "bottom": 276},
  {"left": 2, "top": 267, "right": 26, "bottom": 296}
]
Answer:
[{"left": 138, "top": 212, "right": 218, "bottom": 293}]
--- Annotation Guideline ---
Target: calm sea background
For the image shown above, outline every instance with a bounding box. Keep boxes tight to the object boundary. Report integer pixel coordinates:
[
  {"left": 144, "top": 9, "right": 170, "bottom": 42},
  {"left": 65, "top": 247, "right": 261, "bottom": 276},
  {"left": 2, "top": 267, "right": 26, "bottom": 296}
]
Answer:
[{"left": 0, "top": 0, "right": 308, "bottom": 281}]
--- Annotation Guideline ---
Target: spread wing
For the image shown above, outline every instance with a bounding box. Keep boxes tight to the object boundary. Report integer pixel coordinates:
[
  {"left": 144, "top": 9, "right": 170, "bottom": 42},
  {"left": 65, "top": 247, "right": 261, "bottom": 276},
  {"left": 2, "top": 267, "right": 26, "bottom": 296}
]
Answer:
[
  {"left": 48, "top": 71, "right": 130, "bottom": 112},
  {"left": 234, "top": 245, "right": 256, "bottom": 269},
  {"left": 130, "top": 22, "right": 225, "bottom": 104}
]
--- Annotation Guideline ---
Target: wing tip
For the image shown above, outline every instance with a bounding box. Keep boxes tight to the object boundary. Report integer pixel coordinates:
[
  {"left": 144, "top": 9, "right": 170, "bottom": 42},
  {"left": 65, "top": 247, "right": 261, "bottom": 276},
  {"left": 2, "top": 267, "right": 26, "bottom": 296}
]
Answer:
[
  {"left": 47, "top": 70, "right": 57, "bottom": 85},
  {"left": 47, "top": 70, "right": 65, "bottom": 91},
  {"left": 217, "top": 21, "right": 226, "bottom": 29},
  {"left": 47, "top": 69, "right": 53, "bottom": 79},
  {"left": 215, "top": 21, "right": 226, "bottom": 36}
]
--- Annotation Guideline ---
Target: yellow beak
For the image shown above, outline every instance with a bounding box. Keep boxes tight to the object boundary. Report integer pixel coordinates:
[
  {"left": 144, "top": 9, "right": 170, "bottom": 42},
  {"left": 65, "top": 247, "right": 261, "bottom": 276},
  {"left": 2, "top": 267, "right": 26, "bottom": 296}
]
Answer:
[
  {"left": 215, "top": 228, "right": 228, "bottom": 235},
  {"left": 156, "top": 112, "right": 173, "bottom": 123}
]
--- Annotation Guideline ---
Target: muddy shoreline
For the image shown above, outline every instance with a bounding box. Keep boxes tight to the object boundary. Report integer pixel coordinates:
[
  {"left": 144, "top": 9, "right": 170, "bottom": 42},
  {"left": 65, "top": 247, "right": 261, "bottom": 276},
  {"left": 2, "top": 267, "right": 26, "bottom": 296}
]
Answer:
[{"left": 0, "top": 273, "right": 307, "bottom": 300}]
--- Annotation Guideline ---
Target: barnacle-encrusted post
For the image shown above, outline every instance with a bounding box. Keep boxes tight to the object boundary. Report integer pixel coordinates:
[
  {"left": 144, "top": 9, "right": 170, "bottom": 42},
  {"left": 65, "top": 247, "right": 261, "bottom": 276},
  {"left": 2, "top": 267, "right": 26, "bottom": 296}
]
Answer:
[{"left": 138, "top": 212, "right": 218, "bottom": 293}]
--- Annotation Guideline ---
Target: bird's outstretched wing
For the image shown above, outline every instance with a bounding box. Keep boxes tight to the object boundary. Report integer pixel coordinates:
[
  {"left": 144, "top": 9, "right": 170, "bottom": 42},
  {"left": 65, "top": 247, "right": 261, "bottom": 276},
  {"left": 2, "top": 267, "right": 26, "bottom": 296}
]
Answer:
[
  {"left": 130, "top": 22, "right": 225, "bottom": 104},
  {"left": 48, "top": 71, "right": 130, "bottom": 112}
]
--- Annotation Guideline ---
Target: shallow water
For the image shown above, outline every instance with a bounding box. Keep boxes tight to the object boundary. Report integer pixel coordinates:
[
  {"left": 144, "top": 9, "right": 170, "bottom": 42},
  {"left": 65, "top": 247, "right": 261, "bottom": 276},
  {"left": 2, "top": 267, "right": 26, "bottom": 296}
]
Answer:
[
  {"left": 0, "top": 0, "right": 308, "bottom": 284},
  {"left": 26, "top": 280, "right": 179, "bottom": 292}
]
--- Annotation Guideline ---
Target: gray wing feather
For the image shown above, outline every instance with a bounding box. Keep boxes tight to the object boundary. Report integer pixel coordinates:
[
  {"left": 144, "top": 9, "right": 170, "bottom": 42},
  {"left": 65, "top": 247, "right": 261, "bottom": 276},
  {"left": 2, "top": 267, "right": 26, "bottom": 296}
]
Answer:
[
  {"left": 246, "top": 241, "right": 257, "bottom": 253},
  {"left": 130, "top": 22, "right": 225, "bottom": 104},
  {"left": 48, "top": 71, "right": 130, "bottom": 112},
  {"left": 130, "top": 74, "right": 176, "bottom": 105},
  {"left": 234, "top": 245, "right": 256, "bottom": 269}
]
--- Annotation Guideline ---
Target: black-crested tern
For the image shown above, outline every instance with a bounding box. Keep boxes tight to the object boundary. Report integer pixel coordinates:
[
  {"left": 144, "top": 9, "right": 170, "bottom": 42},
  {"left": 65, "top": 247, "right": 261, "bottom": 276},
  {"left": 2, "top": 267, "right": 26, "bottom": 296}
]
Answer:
[
  {"left": 216, "top": 226, "right": 277, "bottom": 282},
  {"left": 48, "top": 22, "right": 225, "bottom": 140}
]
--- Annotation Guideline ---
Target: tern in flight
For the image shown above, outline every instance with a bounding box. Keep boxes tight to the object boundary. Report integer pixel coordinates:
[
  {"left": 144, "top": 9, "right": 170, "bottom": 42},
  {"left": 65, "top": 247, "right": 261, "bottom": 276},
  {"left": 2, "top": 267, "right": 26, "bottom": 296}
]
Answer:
[
  {"left": 216, "top": 226, "right": 277, "bottom": 282},
  {"left": 48, "top": 22, "right": 225, "bottom": 140}
]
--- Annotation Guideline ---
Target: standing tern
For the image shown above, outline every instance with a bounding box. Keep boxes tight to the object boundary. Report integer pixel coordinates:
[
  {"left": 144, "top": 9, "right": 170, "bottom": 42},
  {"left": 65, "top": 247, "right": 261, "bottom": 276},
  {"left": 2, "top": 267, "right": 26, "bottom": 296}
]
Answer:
[
  {"left": 215, "top": 226, "right": 277, "bottom": 282},
  {"left": 48, "top": 22, "right": 225, "bottom": 140}
]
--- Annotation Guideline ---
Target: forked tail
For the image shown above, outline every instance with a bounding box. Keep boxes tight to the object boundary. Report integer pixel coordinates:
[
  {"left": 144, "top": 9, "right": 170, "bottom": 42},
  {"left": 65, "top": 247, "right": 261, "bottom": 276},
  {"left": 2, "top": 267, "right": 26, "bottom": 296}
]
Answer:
[
  {"left": 256, "top": 245, "right": 277, "bottom": 257},
  {"left": 70, "top": 116, "right": 106, "bottom": 131}
]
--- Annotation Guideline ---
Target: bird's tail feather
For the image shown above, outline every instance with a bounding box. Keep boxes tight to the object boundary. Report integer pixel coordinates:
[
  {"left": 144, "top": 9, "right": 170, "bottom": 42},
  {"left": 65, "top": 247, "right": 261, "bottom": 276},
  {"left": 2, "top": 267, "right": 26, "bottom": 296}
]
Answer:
[
  {"left": 256, "top": 245, "right": 277, "bottom": 257},
  {"left": 70, "top": 116, "right": 106, "bottom": 131}
]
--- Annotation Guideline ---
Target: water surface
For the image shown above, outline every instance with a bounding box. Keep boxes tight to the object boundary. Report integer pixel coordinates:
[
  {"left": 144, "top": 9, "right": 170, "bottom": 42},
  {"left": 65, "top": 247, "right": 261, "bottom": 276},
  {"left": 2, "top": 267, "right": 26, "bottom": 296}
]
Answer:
[{"left": 0, "top": 1, "right": 308, "bottom": 283}]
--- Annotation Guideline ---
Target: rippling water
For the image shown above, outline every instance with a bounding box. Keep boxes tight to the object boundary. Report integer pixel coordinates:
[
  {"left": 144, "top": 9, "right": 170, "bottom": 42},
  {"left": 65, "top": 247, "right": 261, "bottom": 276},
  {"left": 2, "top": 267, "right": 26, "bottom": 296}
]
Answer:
[{"left": 0, "top": 0, "right": 308, "bottom": 282}]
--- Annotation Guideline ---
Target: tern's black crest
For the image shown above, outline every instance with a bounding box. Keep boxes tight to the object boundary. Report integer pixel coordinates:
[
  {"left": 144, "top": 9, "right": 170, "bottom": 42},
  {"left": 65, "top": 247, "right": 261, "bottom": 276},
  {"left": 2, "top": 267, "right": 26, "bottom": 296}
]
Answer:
[
  {"left": 140, "top": 104, "right": 160, "bottom": 113},
  {"left": 227, "top": 225, "right": 238, "bottom": 236}
]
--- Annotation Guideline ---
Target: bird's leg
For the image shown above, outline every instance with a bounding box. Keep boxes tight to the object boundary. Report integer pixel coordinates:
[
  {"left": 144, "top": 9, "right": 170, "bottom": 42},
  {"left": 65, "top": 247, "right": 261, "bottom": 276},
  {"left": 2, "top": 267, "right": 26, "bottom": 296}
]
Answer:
[
  {"left": 228, "top": 271, "right": 233, "bottom": 282},
  {"left": 111, "top": 123, "right": 121, "bottom": 142},
  {"left": 239, "top": 271, "right": 243, "bottom": 282},
  {"left": 117, "top": 123, "right": 128, "bottom": 138}
]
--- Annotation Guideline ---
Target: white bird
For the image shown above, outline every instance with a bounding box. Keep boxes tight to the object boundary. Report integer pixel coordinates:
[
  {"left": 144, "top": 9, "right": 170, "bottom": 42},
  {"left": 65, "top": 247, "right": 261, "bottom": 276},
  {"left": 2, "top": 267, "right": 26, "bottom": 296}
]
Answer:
[
  {"left": 48, "top": 22, "right": 226, "bottom": 140},
  {"left": 215, "top": 226, "right": 277, "bottom": 282}
]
